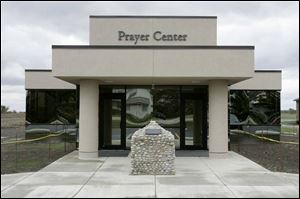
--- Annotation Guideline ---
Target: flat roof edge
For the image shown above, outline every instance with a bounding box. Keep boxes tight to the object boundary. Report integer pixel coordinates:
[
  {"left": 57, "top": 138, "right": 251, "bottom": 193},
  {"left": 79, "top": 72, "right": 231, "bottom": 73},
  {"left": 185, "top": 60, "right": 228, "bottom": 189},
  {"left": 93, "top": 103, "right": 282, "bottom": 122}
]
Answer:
[
  {"left": 52, "top": 45, "right": 254, "bottom": 49},
  {"left": 25, "top": 69, "right": 52, "bottom": 72},
  {"left": 89, "top": 15, "right": 217, "bottom": 19},
  {"left": 255, "top": 70, "right": 282, "bottom": 73}
]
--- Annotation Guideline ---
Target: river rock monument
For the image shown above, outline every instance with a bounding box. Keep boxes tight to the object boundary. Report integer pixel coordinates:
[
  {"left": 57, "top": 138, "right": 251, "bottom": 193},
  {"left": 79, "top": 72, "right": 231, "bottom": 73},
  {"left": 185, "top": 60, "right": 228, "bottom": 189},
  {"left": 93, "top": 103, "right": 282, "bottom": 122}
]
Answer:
[{"left": 130, "top": 121, "right": 175, "bottom": 175}]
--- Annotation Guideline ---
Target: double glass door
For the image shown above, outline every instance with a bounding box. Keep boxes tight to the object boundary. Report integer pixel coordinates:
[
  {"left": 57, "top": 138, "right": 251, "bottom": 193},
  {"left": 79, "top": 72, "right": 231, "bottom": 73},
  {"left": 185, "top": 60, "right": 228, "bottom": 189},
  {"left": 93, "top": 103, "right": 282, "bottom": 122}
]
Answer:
[
  {"left": 99, "top": 93, "right": 126, "bottom": 149},
  {"left": 99, "top": 87, "right": 208, "bottom": 150}
]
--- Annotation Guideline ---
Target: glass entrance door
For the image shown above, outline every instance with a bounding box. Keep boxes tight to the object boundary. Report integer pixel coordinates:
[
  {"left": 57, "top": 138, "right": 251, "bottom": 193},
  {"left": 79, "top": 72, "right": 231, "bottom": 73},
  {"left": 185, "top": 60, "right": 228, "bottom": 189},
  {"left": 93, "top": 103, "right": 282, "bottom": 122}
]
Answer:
[
  {"left": 180, "top": 94, "right": 208, "bottom": 150},
  {"left": 99, "top": 93, "right": 126, "bottom": 149}
]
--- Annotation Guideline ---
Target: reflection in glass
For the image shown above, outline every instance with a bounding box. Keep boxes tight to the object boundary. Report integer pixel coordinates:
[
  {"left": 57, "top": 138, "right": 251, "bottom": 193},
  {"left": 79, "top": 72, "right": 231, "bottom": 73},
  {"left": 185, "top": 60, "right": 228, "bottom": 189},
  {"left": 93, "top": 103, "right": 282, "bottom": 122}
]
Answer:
[
  {"left": 152, "top": 87, "right": 180, "bottom": 149},
  {"left": 229, "top": 90, "right": 281, "bottom": 141},
  {"left": 126, "top": 88, "right": 152, "bottom": 148},
  {"left": 185, "top": 99, "right": 203, "bottom": 147},
  {"left": 126, "top": 127, "right": 139, "bottom": 148},
  {"left": 25, "top": 124, "right": 77, "bottom": 139},
  {"left": 101, "top": 86, "right": 125, "bottom": 94},
  {"left": 26, "top": 90, "right": 78, "bottom": 124},
  {"left": 103, "top": 99, "right": 121, "bottom": 146},
  {"left": 229, "top": 90, "right": 281, "bottom": 125},
  {"left": 181, "top": 86, "right": 208, "bottom": 94},
  {"left": 152, "top": 87, "right": 180, "bottom": 127},
  {"left": 126, "top": 88, "right": 153, "bottom": 126},
  {"left": 125, "top": 87, "right": 181, "bottom": 148},
  {"left": 166, "top": 127, "right": 181, "bottom": 149},
  {"left": 100, "top": 86, "right": 209, "bottom": 149},
  {"left": 229, "top": 125, "right": 281, "bottom": 144}
]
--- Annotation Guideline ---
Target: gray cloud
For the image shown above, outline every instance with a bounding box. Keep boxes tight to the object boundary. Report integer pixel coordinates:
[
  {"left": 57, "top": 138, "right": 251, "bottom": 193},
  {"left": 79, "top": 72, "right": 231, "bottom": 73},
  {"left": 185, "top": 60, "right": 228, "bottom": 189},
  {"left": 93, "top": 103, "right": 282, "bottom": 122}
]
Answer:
[{"left": 1, "top": 1, "right": 299, "bottom": 111}]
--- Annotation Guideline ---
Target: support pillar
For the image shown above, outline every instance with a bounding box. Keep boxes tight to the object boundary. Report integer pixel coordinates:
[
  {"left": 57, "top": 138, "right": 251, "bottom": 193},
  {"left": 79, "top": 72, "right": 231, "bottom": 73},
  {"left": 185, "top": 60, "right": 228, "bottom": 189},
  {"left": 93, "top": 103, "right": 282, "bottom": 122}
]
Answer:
[
  {"left": 79, "top": 80, "right": 99, "bottom": 160},
  {"left": 208, "top": 80, "right": 229, "bottom": 158}
]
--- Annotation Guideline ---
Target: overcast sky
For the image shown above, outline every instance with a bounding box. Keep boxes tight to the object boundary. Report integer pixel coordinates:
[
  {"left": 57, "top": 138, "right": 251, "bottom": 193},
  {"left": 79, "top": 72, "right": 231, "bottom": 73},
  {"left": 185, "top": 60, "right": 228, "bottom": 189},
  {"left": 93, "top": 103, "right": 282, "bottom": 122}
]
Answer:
[{"left": 1, "top": 1, "right": 299, "bottom": 111}]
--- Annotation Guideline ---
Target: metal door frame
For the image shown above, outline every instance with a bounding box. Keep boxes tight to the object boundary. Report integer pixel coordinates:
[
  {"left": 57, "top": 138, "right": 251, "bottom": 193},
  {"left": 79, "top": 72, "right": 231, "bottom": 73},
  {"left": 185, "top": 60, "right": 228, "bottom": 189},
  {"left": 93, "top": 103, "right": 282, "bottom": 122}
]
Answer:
[
  {"left": 99, "top": 93, "right": 126, "bottom": 149},
  {"left": 180, "top": 93, "right": 208, "bottom": 150}
]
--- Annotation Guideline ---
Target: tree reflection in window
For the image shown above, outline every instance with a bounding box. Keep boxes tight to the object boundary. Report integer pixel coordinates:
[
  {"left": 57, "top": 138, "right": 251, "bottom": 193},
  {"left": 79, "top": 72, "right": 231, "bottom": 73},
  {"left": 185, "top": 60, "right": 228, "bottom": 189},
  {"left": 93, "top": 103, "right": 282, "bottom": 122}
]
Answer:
[
  {"left": 229, "top": 90, "right": 280, "bottom": 125},
  {"left": 26, "top": 90, "right": 77, "bottom": 124},
  {"left": 152, "top": 87, "right": 180, "bottom": 128}
]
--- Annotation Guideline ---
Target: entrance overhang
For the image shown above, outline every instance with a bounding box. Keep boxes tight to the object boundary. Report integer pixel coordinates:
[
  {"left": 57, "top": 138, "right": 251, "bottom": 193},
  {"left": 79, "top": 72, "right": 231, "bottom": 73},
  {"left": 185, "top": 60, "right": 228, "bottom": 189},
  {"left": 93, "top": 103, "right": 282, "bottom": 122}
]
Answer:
[{"left": 52, "top": 45, "right": 255, "bottom": 85}]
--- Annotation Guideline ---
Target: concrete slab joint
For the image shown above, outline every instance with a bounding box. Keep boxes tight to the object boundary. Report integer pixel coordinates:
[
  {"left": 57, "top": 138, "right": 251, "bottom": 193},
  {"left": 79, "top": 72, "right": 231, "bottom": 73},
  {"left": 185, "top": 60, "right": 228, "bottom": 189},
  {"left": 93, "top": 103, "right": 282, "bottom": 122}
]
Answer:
[{"left": 2, "top": 151, "right": 298, "bottom": 198}]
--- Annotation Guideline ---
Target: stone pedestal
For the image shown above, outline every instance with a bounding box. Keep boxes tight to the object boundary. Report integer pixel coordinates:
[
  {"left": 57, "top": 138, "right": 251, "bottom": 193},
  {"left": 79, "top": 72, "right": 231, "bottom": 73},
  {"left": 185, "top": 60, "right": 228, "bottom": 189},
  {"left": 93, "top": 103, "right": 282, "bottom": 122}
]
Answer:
[{"left": 130, "top": 121, "right": 175, "bottom": 175}]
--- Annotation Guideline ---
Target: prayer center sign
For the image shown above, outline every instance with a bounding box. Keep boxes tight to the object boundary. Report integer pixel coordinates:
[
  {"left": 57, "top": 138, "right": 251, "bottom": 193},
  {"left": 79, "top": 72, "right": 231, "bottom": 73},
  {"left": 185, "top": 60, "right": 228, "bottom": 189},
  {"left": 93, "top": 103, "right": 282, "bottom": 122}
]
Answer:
[{"left": 118, "top": 31, "right": 188, "bottom": 44}]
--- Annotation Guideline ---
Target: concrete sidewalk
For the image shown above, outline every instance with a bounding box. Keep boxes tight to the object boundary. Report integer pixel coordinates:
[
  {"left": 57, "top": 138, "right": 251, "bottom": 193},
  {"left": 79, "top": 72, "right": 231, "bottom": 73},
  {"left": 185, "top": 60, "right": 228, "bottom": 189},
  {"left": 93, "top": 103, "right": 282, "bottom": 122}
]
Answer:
[{"left": 1, "top": 151, "right": 299, "bottom": 198}]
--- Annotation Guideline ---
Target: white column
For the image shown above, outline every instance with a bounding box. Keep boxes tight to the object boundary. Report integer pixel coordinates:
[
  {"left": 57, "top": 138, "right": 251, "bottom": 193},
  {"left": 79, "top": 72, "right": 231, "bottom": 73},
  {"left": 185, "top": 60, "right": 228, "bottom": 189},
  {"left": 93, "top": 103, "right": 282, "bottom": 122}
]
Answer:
[
  {"left": 208, "top": 80, "right": 229, "bottom": 158},
  {"left": 79, "top": 80, "right": 99, "bottom": 160}
]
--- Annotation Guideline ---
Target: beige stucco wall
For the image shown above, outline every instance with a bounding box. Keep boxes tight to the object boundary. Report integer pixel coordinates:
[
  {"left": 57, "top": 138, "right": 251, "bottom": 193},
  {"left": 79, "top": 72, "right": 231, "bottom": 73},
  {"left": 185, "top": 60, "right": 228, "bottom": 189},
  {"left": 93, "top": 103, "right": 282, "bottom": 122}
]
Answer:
[
  {"left": 52, "top": 48, "right": 254, "bottom": 84},
  {"left": 78, "top": 80, "right": 99, "bottom": 160},
  {"left": 230, "top": 71, "right": 282, "bottom": 90},
  {"left": 90, "top": 17, "right": 217, "bottom": 45},
  {"left": 25, "top": 70, "right": 76, "bottom": 89},
  {"left": 208, "top": 80, "right": 229, "bottom": 157},
  {"left": 154, "top": 49, "right": 253, "bottom": 77}
]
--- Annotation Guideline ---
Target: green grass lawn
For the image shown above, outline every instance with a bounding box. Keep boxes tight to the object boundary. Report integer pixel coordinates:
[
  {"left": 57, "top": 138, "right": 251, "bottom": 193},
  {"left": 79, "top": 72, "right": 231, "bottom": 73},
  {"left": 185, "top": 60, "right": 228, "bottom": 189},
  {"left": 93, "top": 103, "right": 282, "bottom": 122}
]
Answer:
[
  {"left": 281, "top": 112, "right": 297, "bottom": 125},
  {"left": 1, "top": 138, "right": 76, "bottom": 174},
  {"left": 281, "top": 111, "right": 298, "bottom": 134},
  {"left": 281, "top": 126, "right": 298, "bottom": 134}
]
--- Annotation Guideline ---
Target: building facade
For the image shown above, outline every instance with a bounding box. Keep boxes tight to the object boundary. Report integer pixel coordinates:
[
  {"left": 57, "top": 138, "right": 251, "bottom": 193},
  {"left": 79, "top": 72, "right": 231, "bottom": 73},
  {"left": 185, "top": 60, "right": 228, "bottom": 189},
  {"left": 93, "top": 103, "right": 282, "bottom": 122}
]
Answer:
[{"left": 25, "top": 16, "right": 282, "bottom": 159}]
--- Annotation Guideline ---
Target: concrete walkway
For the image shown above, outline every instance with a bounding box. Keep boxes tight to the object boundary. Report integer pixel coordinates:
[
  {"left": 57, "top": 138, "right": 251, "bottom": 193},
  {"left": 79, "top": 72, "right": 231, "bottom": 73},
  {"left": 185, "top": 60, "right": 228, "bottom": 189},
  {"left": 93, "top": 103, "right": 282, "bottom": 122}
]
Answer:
[{"left": 1, "top": 151, "right": 299, "bottom": 198}]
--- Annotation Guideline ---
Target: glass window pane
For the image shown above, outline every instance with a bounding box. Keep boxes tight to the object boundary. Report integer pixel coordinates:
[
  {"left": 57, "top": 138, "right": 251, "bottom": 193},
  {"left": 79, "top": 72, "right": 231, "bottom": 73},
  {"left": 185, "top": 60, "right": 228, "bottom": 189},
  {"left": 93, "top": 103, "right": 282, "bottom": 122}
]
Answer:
[
  {"left": 229, "top": 90, "right": 281, "bottom": 126},
  {"left": 126, "top": 88, "right": 153, "bottom": 126},
  {"left": 103, "top": 98, "right": 121, "bottom": 146},
  {"left": 126, "top": 87, "right": 152, "bottom": 148},
  {"left": 26, "top": 90, "right": 77, "bottom": 124},
  {"left": 185, "top": 99, "right": 203, "bottom": 147},
  {"left": 152, "top": 86, "right": 180, "bottom": 149}
]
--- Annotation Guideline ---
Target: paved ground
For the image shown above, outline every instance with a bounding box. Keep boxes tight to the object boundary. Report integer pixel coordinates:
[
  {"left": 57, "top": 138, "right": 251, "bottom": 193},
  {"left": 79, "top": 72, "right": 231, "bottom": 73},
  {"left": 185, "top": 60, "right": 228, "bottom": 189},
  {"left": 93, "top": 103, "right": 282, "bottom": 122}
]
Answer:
[{"left": 1, "top": 151, "right": 299, "bottom": 198}]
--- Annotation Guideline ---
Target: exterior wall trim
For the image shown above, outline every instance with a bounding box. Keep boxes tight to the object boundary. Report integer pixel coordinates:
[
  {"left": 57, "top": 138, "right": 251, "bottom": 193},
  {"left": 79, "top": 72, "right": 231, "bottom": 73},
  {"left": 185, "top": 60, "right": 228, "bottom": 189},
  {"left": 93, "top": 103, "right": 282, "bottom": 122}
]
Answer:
[
  {"left": 52, "top": 45, "right": 254, "bottom": 49},
  {"left": 229, "top": 89, "right": 281, "bottom": 91},
  {"left": 255, "top": 70, "right": 282, "bottom": 73},
  {"left": 89, "top": 15, "right": 217, "bottom": 19},
  {"left": 25, "top": 88, "right": 76, "bottom": 91},
  {"left": 25, "top": 69, "right": 52, "bottom": 72}
]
